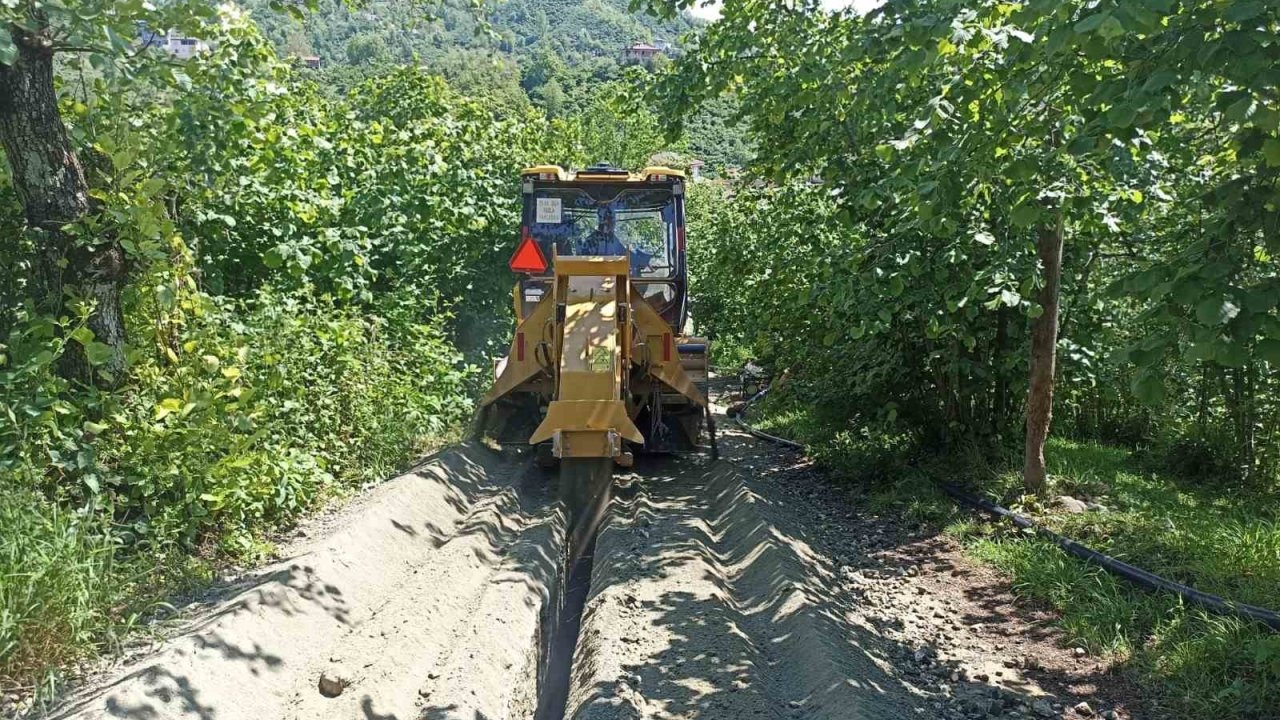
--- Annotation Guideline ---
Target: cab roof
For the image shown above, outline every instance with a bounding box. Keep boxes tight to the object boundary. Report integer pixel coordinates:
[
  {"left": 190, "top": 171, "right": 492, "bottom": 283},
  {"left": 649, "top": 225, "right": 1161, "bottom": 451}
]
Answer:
[{"left": 522, "top": 164, "right": 686, "bottom": 182}]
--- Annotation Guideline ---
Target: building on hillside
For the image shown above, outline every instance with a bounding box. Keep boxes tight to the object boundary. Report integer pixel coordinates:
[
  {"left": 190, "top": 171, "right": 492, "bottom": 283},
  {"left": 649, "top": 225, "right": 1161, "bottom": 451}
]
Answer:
[
  {"left": 138, "top": 26, "right": 210, "bottom": 59},
  {"left": 621, "top": 42, "right": 662, "bottom": 64},
  {"left": 301, "top": 56, "right": 322, "bottom": 70},
  {"left": 688, "top": 159, "right": 705, "bottom": 181}
]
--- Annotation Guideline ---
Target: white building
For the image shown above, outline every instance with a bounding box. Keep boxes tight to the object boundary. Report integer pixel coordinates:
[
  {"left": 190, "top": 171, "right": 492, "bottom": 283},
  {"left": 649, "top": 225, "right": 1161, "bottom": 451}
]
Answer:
[{"left": 139, "top": 27, "right": 210, "bottom": 59}]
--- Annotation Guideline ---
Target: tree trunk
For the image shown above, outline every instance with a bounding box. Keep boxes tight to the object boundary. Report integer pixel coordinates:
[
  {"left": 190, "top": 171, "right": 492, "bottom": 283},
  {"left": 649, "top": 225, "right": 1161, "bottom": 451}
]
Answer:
[
  {"left": 1022, "top": 211, "right": 1064, "bottom": 494},
  {"left": 993, "top": 304, "right": 1009, "bottom": 436},
  {"left": 0, "top": 20, "right": 127, "bottom": 386}
]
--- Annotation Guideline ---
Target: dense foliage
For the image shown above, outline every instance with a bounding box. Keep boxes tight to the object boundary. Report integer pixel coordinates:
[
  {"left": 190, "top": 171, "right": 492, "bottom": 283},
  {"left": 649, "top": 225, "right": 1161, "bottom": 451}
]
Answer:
[
  {"left": 240, "top": 0, "right": 750, "bottom": 173},
  {"left": 667, "top": 1, "right": 1280, "bottom": 715},
  {"left": 671, "top": 0, "right": 1280, "bottom": 485},
  {"left": 0, "top": 6, "right": 595, "bottom": 690}
]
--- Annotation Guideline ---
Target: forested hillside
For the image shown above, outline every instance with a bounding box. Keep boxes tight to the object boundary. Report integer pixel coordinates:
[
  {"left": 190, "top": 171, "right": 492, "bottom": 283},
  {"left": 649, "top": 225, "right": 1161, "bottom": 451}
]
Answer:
[
  {"left": 237, "top": 0, "right": 752, "bottom": 167},
  {"left": 243, "top": 0, "right": 693, "bottom": 66}
]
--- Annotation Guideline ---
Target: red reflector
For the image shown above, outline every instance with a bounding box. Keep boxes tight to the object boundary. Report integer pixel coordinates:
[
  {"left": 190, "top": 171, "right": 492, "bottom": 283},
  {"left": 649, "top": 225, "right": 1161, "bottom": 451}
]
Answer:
[
  {"left": 663, "top": 333, "right": 672, "bottom": 362},
  {"left": 516, "top": 332, "right": 525, "bottom": 362},
  {"left": 509, "top": 229, "right": 548, "bottom": 274},
  {"left": 677, "top": 226, "right": 686, "bottom": 253}
]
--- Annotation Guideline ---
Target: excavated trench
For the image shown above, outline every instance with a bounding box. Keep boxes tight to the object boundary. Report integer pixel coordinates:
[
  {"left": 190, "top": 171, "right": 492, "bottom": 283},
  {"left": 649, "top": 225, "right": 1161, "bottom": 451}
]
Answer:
[{"left": 535, "top": 462, "right": 613, "bottom": 720}]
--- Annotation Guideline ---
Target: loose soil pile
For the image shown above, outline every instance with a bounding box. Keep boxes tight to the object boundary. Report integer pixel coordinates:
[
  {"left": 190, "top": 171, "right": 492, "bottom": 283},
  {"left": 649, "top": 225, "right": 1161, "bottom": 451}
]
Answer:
[
  {"left": 45, "top": 444, "right": 564, "bottom": 720},
  {"left": 563, "top": 423, "right": 1142, "bottom": 720}
]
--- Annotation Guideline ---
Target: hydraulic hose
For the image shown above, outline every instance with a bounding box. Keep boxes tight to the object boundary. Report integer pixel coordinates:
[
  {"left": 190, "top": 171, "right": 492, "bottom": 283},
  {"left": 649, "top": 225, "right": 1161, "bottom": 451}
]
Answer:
[{"left": 730, "top": 381, "right": 1280, "bottom": 632}]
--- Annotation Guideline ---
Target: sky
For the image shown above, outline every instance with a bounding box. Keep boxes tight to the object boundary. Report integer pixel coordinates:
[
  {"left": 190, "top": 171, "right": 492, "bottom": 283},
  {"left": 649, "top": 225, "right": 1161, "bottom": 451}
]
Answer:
[{"left": 687, "top": 0, "right": 882, "bottom": 20}]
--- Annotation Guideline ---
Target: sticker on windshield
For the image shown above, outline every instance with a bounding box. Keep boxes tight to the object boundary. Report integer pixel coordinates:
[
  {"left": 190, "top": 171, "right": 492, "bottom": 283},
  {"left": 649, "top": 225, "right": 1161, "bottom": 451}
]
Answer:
[{"left": 535, "top": 198, "right": 562, "bottom": 224}]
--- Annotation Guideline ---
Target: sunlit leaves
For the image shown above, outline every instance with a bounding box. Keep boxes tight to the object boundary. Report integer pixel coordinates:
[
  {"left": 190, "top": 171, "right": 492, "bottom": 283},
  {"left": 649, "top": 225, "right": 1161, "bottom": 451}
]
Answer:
[{"left": 1196, "top": 298, "right": 1241, "bottom": 327}]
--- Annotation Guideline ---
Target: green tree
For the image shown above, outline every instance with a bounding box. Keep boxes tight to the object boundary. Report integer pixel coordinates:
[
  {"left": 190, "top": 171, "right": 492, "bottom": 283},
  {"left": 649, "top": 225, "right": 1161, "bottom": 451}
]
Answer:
[
  {"left": 640, "top": 0, "right": 1280, "bottom": 486},
  {"left": 345, "top": 31, "right": 389, "bottom": 65},
  {"left": 0, "top": 0, "right": 223, "bottom": 386}
]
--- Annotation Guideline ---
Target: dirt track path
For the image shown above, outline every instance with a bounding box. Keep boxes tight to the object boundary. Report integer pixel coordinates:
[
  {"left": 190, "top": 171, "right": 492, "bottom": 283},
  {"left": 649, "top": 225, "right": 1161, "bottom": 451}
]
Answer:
[
  {"left": 39, "top": 403, "right": 1144, "bottom": 720},
  {"left": 564, "top": 415, "right": 1143, "bottom": 720}
]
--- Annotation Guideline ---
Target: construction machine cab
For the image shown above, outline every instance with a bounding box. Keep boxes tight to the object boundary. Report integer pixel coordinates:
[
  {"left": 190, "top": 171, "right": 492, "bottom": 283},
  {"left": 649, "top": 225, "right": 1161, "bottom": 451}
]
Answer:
[{"left": 512, "top": 163, "right": 688, "bottom": 330}]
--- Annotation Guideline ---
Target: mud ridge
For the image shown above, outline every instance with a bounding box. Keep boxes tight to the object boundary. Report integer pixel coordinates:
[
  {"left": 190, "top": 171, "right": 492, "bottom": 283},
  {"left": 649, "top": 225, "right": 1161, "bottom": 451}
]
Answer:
[
  {"left": 44, "top": 443, "right": 565, "bottom": 720},
  {"left": 565, "top": 459, "right": 917, "bottom": 720}
]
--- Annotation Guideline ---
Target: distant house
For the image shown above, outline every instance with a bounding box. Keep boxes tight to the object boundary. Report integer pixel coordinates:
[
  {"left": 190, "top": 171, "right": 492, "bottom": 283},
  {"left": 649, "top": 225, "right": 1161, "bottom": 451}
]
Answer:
[
  {"left": 138, "top": 27, "right": 210, "bottom": 59},
  {"left": 301, "top": 56, "right": 322, "bottom": 70},
  {"left": 688, "top": 159, "right": 706, "bottom": 181},
  {"left": 621, "top": 42, "right": 662, "bottom": 64}
]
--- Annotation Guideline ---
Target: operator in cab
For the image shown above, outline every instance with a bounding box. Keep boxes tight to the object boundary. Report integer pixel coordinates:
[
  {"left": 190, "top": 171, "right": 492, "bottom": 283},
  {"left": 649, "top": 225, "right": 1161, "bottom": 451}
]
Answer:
[{"left": 582, "top": 207, "right": 653, "bottom": 273}]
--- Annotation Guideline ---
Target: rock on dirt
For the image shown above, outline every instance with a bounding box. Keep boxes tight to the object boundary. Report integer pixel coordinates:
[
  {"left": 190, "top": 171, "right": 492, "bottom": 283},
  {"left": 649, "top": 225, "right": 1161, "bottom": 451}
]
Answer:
[
  {"left": 317, "top": 671, "right": 350, "bottom": 698},
  {"left": 1055, "top": 496, "right": 1090, "bottom": 514}
]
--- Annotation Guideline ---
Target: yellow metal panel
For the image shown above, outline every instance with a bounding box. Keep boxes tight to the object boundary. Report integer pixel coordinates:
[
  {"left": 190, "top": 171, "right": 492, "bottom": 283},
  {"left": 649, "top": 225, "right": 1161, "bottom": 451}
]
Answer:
[
  {"left": 553, "top": 430, "right": 620, "bottom": 459},
  {"left": 630, "top": 288, "right": 707, "bottom": 409},
  {"left": 480, "top": 293, "right": 554, "bottom": 407},
  {"left": 521, "top": 165, "right": 566, "bottom": 180},
  {"left": 555, "top": 256, "right": 630, "bottom": 277},
  {"left": 639, "top": 166, "right": 687, "bottom": 180},
  {"left": 558, "top": 372, "right": 616, "bottom": 401},
  {"left": 530, "top": 400, "right": 644, "bottom": 445}
]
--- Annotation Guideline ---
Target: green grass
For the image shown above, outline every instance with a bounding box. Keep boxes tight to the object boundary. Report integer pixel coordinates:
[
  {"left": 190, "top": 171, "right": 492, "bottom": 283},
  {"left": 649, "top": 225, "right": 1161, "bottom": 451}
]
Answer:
[
  {"left": 747, "top": 394, "right": 1280, "bottom": 719},
  {"left": 950, "top": 440, "right": 1280, "bottom": 719},
  {"left": 0, "top": 489, "right": 119, "bottom": 693},
  {"left": 0, "top": 294, "right": 473, "bottom": 697}
]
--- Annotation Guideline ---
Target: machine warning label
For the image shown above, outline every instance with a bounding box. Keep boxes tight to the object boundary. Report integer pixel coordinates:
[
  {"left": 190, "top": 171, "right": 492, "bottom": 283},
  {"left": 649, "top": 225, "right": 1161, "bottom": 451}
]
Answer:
[
  {"left": 536, "top": 198, "right": 562, "bottom": 224},
  {"left": 590, "top": 346, "right": 612, "bottom": 372}
]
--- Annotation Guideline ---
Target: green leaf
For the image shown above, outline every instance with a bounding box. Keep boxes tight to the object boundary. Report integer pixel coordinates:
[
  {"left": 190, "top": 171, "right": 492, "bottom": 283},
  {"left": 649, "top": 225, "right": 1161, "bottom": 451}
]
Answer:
[
  {"left": 1131, "top": 373, "right": 1166, "bottom": 406},
  {"left": 0, "top": 33, "right": 15, "bottom": 66},
  {"left": 1262, "top": 138, "right": 1280, "bottom": 167},
  {"left": 69, "top": 326, "right": 95, "bottom": 346},
  {"left": 888, "top": 276, "right": 905, "bottom": 297},
  {"left": 1258, "top": 339, "right": 1280, "bottom": 364},
  {"left": 1215, "top": 342, "right": 1248, "bottom": 368},
  {"left": 1074, "top": 13, "right": 1108, "bottom": 34},
  {"left": 874, "top": 144, "right": 893, "bottom": 161},
  {"left": 1225, "top": 1, "right": 1264, "bottom": 22},
  {"left": 1186, "top": 342, "right": 1215, "bottom": 362},
  {"left": 84, "top": 342, "right": 115, "bottom": 366},
  {"left": 1108, "top": 104, "right": 1137, "bottom": 128},
  {"left": 1010, "top": 204, "right": 1040, "bottom": 228},
  {"left": 1196, "top": 298, "right": 1240, "bottom": 326},
  {"left": 1098, "top": 16, "right": 1126, "bottom": 40}
]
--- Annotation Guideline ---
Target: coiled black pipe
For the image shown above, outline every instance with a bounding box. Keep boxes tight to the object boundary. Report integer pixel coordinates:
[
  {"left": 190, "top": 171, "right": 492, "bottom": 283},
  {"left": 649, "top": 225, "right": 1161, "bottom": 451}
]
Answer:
[{"left": 730, "top": 383, "right": 1280, "bottom": 632}]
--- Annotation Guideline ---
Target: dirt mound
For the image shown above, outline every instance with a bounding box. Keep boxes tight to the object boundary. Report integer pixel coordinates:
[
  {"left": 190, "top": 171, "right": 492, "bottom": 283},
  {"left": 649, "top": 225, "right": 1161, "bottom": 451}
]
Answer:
[
  {"left": 565, "top": 459, "right": 917, "bottom": 720},
  {"left": 45, "top": 444, "right": 564, "bottom": 720}
]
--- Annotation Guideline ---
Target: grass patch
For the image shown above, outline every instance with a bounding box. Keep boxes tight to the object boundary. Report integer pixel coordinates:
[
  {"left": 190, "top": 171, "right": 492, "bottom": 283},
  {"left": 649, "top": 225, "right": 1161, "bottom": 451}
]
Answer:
[
  {"left": 955, "top": 440, "right": 1280, "bottom": 719},
  {"left": 0, "top": 293, "right": 473, "bottom": 697}
]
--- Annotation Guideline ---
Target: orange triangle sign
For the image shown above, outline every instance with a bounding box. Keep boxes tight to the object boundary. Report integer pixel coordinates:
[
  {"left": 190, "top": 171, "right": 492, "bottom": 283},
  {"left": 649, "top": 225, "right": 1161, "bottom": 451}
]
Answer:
[{"left": 509, "top": 235, "right": 549, "bottom": 274}]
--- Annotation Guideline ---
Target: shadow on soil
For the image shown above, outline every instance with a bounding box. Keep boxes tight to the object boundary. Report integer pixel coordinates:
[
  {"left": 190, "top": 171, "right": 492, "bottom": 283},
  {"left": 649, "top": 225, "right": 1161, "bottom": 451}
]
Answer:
[{"left": 568, "top": 419, "right": 1132, "bottom": 719}]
